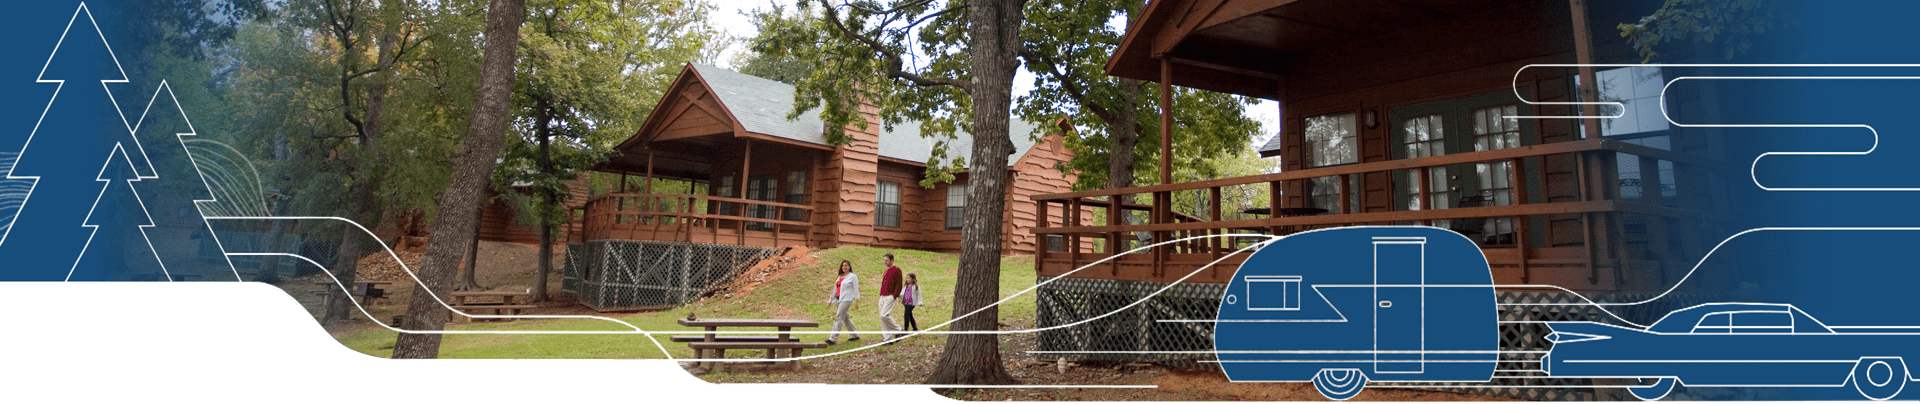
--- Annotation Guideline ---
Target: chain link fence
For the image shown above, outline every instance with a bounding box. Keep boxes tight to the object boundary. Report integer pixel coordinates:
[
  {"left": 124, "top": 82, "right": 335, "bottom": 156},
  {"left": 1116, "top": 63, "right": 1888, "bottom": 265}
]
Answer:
[
  {"left": 1035, "top": 275, "right": 1723, "bottom": 400},
  {"left": 1034, "top": 276, "right": 1226, "bottom": 371},
  {"left": 562, "top": 240, "right": 779, "bottom": 311}
]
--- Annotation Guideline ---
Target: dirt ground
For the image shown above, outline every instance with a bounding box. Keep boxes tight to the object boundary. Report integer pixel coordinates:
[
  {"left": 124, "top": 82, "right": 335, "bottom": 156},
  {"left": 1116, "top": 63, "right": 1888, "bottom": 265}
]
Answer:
[
  {"left": 693, "top": 317, "right": 1511, "bottom": 402},
  {"left": 267, "top": 239, "right": 604, "bottom": 337}
]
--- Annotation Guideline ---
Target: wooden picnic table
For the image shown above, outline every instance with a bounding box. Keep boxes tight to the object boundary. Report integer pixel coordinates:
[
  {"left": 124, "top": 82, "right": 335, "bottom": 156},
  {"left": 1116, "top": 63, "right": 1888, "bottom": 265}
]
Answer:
[
  {"left": 677, "top": 318, "right": 825, "bottom": 371},
  {"left": 449, "top": 290, "right": 536, "bottom": 322}
]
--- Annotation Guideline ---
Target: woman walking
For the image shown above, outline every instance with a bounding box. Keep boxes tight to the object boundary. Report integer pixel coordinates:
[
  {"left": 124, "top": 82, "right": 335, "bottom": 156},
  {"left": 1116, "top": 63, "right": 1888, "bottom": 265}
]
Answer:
[{"left": 825, "top": 260, "right": 862, "bottom": 345}]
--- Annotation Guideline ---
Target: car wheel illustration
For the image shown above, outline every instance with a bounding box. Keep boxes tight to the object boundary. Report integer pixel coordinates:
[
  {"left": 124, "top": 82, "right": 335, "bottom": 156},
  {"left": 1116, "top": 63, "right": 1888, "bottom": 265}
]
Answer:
[
  {"left": 1852, "top": 357, "right": 1907, "bottom": 401},
  {"left": 1627, "top": 377, "right": 1676, "bottom": 401},
  {"left": 1312, "top": 368, "right": 1367, "bottom": 401}
]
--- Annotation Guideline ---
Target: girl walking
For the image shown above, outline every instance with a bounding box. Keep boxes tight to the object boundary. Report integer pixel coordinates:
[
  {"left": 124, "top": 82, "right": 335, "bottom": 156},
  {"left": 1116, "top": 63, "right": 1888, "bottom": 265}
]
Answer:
[
  {"left": 825, "top": 260, "right": 862, "bottom": 345},
  {"left": 901, "top": 272, "right": 926, "bottom": 332}
]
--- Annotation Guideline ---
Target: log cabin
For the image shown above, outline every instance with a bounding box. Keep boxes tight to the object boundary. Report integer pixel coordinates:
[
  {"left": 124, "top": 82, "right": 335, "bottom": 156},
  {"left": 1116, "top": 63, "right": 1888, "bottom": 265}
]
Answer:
[{"left": 559, "top": 63, "right": 1082, "bottom": 254}]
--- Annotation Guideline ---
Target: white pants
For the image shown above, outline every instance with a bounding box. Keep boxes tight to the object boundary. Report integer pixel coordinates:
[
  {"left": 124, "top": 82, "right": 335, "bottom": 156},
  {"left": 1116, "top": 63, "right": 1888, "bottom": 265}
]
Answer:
[
  {"left": 877, "top": 295, "right": 901, "bottom": 339},
  {"left": 830, "top": 300, "right": 858, "bottom": 341}
]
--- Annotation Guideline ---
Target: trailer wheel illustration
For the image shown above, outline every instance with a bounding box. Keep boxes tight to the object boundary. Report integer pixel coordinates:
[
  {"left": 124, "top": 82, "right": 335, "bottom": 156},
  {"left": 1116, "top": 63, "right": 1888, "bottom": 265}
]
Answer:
[
  {"left": 1215, "top": 227, "right": 1496, "bottom": 401},
  {"left": 1852, "top": 357, "right": 1906, "bottom": 401},
  {"left": 1313, "top": 369, "right": 1366, "bottom": 400},
  {"left": 1628, "top": 377, "right": 1677, "bottom": 401}
]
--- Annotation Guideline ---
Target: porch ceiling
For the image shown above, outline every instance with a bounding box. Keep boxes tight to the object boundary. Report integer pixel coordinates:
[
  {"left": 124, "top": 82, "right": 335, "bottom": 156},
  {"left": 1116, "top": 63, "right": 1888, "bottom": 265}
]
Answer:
[{"left": 1108, "top": 0, "right": 1530, "bottom": 100}]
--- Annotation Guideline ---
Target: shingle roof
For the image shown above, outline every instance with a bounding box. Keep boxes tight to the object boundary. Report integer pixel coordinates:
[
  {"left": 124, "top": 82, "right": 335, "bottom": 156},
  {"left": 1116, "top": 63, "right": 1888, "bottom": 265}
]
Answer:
[
  {"left": 691, "top": 64, "right": 1041, "bottom": 167},
  {"left": 1257, "top": 131, "right": 1283, "bottom": 155},
  {"left": 691, "top": 64, "right": 828, "bottom": 146}
]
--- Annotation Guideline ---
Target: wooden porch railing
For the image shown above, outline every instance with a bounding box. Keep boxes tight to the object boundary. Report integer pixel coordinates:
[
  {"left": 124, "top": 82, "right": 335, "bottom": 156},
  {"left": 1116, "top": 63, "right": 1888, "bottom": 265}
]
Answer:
[
  {"left": 1030, "top": 138, "right": 1729, "bottom": 291},
  {"left": 578, "top": 193, "right": 815, "bottom": 248}
]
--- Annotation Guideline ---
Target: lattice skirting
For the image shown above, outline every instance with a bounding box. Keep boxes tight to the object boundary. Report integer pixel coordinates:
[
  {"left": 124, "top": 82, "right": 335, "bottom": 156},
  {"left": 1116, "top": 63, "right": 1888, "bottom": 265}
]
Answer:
[
  {"left": 1035, "top": 276, "right": 1718, "bottom": 400},
  {"left": 561, "top": 240, "right": 778, "bottom": 311},
  {"left": 1035, "top": 277, "right": 1226, "bottom": 371}
]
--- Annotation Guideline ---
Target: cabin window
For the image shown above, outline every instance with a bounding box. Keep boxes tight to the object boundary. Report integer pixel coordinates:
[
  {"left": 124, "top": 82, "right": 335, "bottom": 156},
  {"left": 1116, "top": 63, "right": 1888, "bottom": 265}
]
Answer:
[
  {"left": 716, "top": 176, "right": 735, "bottom": 216},
  {"left": 945, "top": 183, "right": 967, "bottom": 230},
  {"left": 1399, "top": 114, "right": 1451, "bottom": 226},
  {"left": 1472, "top": 105, "right": 1520, "bottom": 241},
  {"left": 1307, "top": 176, "right": 1357, "bottom": 215},
  {"left": 747, "top": 176, "right": 778, "bottom": 231},
  {"left": 784, "top": 171, "right": 807, "bottom": 222},
  {"left": 1304, "top": 113, "right": 1357, "bottom": 168},
  {"left": 1245, "top": 275, "right": 1302, "bottom": 311},
  {"left": 876, "top": 181, "right": 902, "bottom": 228}
]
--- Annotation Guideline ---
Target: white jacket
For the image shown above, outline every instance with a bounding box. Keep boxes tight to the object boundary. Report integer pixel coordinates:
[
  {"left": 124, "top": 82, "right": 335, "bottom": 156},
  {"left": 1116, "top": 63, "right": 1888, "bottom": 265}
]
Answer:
[{"left": 827, "top": 273, "right": 861, "bottom": 303}]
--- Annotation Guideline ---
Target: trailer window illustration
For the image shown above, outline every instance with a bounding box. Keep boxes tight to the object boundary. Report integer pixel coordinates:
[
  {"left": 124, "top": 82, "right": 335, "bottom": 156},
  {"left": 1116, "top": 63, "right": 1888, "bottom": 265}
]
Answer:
[{"left": 1245, "top": 276, "right": 1301, "bottom": 311}]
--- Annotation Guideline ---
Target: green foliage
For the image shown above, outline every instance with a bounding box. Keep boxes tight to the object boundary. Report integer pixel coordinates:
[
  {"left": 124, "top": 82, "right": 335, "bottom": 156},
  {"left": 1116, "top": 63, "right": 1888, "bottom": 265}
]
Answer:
[
  {"left": 493, "top": 0, "right": 727, "bottom": 234},
  {"left": 735, "top": 1, "right": 821, "bottom": 85},
  {"left": 750, "top": 0, "right": 978, "bottom": 184},
  {"left": 1018, "top": 1, "right": 1264, "bottom": 190},
  {"left": 1618, "top": 0, "right": 1790, "bottom": 62}
]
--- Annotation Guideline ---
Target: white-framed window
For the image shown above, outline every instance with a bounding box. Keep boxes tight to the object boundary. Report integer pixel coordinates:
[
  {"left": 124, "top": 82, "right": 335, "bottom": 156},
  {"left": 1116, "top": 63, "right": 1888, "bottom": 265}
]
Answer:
[
  {"left": 944, "top": 183, "right": 967, "bottom": 230},
  {"left": 1471, "top": 105, "right": 1521, "bottom": 240},
  {"left": 1304, "top": 113, "right": 1358, "bottom": 168},
  {"left": 1400, "top": 114, "right": 1449, "bottom": 214},
  {"left": 876, "top": 181, "right": 901, "bottom": 228},
  {"left": 1245, "top": 275, "right": 1303, "bottom": 311}
]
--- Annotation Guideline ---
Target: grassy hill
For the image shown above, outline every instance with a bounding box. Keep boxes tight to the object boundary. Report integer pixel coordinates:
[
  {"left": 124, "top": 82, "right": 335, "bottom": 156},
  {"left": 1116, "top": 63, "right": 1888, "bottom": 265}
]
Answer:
[{"left": 333, "top": 246, "right": 1038, "bottom": 359}]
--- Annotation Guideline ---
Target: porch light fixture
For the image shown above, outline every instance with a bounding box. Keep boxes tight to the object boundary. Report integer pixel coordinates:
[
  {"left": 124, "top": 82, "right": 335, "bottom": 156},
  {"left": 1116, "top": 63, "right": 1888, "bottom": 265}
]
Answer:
[{"left": 1363, "top": 109, "right": 1379, "bottom": 129}]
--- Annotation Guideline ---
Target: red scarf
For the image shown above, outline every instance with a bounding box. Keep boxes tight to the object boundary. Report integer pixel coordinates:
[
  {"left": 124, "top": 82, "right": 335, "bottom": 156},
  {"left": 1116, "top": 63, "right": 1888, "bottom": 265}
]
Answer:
[{"left": 833, "top": 275, "right": 845, "bottom": 300}]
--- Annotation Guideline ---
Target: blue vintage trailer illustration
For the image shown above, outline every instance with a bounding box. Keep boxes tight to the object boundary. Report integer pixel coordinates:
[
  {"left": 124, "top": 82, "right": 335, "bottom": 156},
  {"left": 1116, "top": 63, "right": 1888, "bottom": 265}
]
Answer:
[{"left": 1214, "top": 226, "right": 1498, "bottom": 400}]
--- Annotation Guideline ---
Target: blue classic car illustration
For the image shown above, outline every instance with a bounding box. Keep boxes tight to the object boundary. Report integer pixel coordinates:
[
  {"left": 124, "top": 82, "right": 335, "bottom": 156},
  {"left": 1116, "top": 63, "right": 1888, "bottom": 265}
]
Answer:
[
  {"left": 1214, "top": 226, "right": 1498, "bottom": 400},
  {"left": 1542, "top": 303, "right": 1919, "bottom": 400}
]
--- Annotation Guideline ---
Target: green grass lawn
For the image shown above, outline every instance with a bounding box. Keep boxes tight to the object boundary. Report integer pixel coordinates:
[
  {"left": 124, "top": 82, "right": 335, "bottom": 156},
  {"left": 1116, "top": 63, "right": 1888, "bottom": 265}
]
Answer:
[{"left": 334, "top": 246, "right": 1038, "bottom": 359}]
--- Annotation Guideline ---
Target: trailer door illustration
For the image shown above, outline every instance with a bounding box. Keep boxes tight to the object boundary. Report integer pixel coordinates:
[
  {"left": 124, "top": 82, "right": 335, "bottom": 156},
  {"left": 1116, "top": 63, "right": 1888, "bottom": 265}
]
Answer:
[{"left": 1375, "top": 237, "right": 1425, "bottom": 373}]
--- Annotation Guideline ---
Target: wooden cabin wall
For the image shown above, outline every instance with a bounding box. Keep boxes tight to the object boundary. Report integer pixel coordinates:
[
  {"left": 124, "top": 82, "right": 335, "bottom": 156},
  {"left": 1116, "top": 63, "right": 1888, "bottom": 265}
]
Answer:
[
  {"left": 1002, "top": 134, "right": 1077, "bottom": 255},
  {"left": 920, "top": 175, "right": 965, "bottom": 254},
  {"left": 869, "top": 160, "right": 927, "bottom": 250},
  {"left": 813, "top": 103, "right": 883, "bottom": 249}
]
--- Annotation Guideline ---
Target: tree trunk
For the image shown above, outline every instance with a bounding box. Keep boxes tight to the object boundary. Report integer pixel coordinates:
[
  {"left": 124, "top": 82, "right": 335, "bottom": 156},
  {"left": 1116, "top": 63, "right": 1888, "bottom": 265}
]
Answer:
[
  {"left": 925, "top": 0, "right": 1022, "bottom": 386},
  {"left": 532, "top": 100, "right": 555, "bottom": 303},
  {"left": 1108, "top": 78, "right": 1142, "bottom": 190},
  {"left": 455, "top": 202, "right": 484, "bottom": 291},
  {"left": 322, "top": 176, "right": 374, "bottom": 325},
  {"left": 391, "top": 0, "right": 528, "bottom": 359}
]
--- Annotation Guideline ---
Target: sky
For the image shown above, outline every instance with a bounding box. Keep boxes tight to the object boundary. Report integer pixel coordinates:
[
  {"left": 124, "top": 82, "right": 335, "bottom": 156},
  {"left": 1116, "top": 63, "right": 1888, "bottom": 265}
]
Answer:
[{"left": 700, "top": 0, "right": 1282, "bottom": 152}]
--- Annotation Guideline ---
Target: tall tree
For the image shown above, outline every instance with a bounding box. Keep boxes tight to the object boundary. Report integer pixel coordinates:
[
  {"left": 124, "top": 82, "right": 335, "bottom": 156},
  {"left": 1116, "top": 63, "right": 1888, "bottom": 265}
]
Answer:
[
  {"left": 758, "top": 0, "right": 1026, "bottom": 384},
  {"left": 391, "top": 0, "right": 529, "bottom": 359},
  {"left": 492, "top": 0, "right": 724, "bottom": 302}
]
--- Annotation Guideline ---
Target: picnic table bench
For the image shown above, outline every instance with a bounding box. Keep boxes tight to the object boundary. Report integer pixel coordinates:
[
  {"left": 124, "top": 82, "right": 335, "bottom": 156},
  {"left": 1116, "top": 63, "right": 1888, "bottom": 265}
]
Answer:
[
  {"left": 309, "top": 280, "right": 396, "bottom": 311},
  {"left": 677, "top": 318, "right": 825, "bottom": 371},
  {"left": 450, "top": 290, "right": 536, "bottom": 322}
]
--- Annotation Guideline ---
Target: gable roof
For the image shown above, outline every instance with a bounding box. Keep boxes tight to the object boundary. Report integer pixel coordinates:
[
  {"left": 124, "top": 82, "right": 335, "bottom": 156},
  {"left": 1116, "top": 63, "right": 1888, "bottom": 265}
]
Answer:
[{"left": 688, "top": 64, "right": 1041, "bottom": 167}]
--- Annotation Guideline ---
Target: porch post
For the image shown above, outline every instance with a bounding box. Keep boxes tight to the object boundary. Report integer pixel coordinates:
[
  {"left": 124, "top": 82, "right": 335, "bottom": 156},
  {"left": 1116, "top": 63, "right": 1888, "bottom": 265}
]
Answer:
[
  {"left": 1156, "top": 57, "right": 1175, "bottom": 278},
  {"left": 1569, "top": 0, "right": 1601, "bottom": 140},
  {"left": 645, "top": 151, "right": 656, "bottom": 226},
  {"left": 739, "top": 138, "right": 752, "bottom": 245}
]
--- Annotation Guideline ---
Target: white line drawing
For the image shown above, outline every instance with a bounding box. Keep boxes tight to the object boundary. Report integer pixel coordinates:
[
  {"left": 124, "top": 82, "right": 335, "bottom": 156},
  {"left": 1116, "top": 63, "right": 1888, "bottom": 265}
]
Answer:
[{"left": 67, "top": 143, "right": 167, "bottom": 281}]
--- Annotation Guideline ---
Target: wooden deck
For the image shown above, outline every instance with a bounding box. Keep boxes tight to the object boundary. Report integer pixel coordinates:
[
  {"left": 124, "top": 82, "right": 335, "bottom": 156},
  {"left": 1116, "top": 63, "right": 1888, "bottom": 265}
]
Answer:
[
  {"left": 575, "top": 192, "right": 814, "bottom": 248},
  {"left": 1031, "top": 138, "right": 1730, "bottom": 293}
]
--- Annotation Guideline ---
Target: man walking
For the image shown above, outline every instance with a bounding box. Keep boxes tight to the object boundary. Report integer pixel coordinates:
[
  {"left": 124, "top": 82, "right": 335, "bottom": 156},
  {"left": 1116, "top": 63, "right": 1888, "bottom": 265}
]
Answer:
[{"left": 877, "top": 253, "right": 904, "bottom": 342}]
